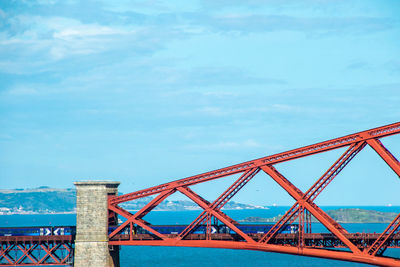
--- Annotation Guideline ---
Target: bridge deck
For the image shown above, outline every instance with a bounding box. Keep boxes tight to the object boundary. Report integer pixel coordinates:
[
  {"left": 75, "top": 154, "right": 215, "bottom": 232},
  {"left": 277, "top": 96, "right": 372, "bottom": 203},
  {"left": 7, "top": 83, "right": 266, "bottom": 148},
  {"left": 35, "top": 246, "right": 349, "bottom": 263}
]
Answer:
[
  {"left": 109, "top": 233, "right": 400, "bottom": 249},
  {"left": 0, "top": 235, "right": 73, "bottom": 242}
]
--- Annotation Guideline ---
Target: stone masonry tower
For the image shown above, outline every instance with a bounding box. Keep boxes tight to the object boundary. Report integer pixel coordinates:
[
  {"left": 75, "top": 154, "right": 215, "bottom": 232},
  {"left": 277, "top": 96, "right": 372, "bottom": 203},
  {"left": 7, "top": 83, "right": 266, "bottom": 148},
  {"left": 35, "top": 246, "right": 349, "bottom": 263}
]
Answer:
[{"left": 74, "top": 181, "right": 120, "bottom": 267}]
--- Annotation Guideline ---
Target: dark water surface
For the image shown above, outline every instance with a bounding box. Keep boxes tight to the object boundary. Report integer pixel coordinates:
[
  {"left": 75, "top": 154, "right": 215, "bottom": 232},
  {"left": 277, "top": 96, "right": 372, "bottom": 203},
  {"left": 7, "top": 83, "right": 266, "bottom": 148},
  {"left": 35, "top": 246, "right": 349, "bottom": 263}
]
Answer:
[{"left": 1, "top": 207, "right": 400, "bottom": 266}]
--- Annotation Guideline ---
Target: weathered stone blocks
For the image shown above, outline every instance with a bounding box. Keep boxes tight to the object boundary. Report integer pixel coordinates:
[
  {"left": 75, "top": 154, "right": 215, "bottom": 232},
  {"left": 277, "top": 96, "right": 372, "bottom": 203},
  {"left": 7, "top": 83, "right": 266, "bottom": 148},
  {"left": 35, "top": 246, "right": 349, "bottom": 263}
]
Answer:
[{"left": 74, "top": 181, "right": 120, "bottom": 267}]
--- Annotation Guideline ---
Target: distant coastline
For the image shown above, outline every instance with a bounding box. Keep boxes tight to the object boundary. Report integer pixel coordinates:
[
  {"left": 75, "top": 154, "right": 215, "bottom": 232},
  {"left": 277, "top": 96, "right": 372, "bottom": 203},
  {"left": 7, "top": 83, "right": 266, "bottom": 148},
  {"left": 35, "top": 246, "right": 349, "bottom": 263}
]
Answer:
[
  {"left": 1, "top": 188, "right": 399, "bottom": 221},
  {"left": 2, "top": 208, "right": 399, "bottom": 224},
  {"left": 0, "top": 187, "right": 267, "bottom": 215},
  {"left": 239, "top": 208, "right": 399, "bottom": 224},
  {"left": 0, "top": 211, "right": 76, "bottom": 215}
]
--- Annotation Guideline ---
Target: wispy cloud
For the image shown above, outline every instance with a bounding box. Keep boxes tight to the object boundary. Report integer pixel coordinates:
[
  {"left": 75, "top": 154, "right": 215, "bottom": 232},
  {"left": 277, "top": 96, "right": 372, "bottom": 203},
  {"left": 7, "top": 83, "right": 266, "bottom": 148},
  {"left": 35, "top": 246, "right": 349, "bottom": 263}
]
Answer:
[
  {"left": 0, "top": 15, "right": 136, "bottom": 59},
  {"left": 0, "top": 11, "right": 189, "bottom": 74},
  {"left": 1, "top": 0, "right": 399, "bottom": 203},
  {"left": 1, "top": 0, "right": 397, "bottom": 78},
  {"left": 205, "top": 14, "right": 397, "bottom": 36}
]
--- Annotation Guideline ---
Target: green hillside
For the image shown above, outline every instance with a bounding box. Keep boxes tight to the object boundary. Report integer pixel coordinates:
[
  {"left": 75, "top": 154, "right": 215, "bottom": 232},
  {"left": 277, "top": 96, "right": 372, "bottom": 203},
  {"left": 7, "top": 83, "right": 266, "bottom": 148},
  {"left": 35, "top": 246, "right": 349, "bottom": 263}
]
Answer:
[
  {"left": 0, "top": 187, "right": 76, "bottom": 214},
  {"left": 0, "top": 187, "right": 264, "bottom": 214},
  {"left": 239, "top": 208, "right": 398, "bottom": 224},
  {"left": 327, "top": 208, "right": 397, "bottom": 223}
]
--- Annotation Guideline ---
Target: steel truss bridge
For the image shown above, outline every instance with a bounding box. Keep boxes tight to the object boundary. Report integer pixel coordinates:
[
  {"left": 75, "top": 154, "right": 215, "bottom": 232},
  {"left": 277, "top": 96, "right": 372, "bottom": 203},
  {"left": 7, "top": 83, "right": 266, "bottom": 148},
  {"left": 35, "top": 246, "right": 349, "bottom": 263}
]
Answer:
[
  {"left": 108, "top": 122, "right": 400, "bottom": 266},
  {"left": 0, "top": 236, "right": 73, "bottom": 266},
  {"left": 1, "top": 122, "right": 400, "bottom": 266}
]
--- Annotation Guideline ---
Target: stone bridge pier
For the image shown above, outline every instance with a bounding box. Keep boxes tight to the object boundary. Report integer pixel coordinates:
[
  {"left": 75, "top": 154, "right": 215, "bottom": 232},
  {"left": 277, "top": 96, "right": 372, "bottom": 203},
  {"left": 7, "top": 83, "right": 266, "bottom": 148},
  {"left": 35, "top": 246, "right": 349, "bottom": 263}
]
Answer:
[{"left": 74, "top": 181, "right": 120, "bottom": 267}]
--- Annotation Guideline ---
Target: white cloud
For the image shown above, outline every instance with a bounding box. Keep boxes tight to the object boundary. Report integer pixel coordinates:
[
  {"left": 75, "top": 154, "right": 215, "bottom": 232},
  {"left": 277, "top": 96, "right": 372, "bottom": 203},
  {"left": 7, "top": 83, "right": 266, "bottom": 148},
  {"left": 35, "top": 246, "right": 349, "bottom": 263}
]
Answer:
[
  {"left": 0, "top": 15, "right": 139, "bottom": 63},
  {"left": 52, "top": 25, "right": 128, "bottom": 39}
]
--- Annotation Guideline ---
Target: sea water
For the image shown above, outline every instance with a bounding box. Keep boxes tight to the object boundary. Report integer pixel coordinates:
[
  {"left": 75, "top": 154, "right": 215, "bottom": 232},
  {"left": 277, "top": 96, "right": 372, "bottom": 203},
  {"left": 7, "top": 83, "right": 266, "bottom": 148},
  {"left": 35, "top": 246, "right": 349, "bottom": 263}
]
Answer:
[{"left": 1, "top": 207, "right": 400, "bottom": 266}]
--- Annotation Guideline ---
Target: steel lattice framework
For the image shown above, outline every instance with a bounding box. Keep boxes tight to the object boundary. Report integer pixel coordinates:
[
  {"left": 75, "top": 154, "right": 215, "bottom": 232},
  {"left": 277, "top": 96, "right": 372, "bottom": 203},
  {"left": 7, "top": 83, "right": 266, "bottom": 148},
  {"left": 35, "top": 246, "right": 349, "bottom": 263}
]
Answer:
[
  {"left": 0, "top": 236, "right": 73, "bottom": 266},
  {"left": 108, "top": 122, "right": 400, "bottom": 267}
]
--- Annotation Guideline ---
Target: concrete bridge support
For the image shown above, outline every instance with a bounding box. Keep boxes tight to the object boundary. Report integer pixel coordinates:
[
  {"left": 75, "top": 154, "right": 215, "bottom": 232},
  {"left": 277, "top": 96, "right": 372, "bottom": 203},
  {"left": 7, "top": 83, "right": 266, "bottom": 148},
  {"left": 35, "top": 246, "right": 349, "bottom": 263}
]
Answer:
[{"left": 74, "top": 181, "right": 120, "bottom": 267}]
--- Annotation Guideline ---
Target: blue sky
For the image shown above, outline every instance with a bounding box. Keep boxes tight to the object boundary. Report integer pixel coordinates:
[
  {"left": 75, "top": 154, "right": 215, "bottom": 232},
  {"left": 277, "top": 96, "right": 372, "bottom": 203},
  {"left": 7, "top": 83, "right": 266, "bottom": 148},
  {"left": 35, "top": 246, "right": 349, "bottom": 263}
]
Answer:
[{"left": 0, "top": 0, "right": 399, "bottom": 206}]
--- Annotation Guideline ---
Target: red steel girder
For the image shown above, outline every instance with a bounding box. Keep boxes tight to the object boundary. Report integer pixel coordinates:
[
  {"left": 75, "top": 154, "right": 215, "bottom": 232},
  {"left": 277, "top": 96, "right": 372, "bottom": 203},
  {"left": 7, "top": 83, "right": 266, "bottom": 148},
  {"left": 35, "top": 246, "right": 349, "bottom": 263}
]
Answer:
[
  {"left": 260, "top": 165, "right": 362, "bottom": 254},
  {"left": 298, "top": 207, "right": 305, "bottom": 248},
  {"left": 108, "top": 239, "right": 400, "bottom": 267},
  {"left": 176, "top": 186, "right": 255, "bottom": 243},
  {"left": 305, "top": 141, "right": 366, "bottom": 202},
  {"left": 108, "top": 204, "right": 170, "bottom": 241},
  {"left": 0, "top": 238, "right": 73, "bottom": 266},
  {"left": 110, "top": 170, "right": 261, "bottom": 241},
  {"left": 259, "top": 141, "right": 366, "bottom": 244},
  {"left": 367, "top": 213, "right": 400, "bottom": 256},
  {"left": 364, "top": 136, "right": 400, "bottom": 256},
  {"left": 259, "top": 203, "right": 300, "bottom": 244},
  {"left": 178, "top": 168, "right": 260, "bottom": 239},
  {"left": 107, "top": 122, "right": 400, "bottom": 266},
  {"left": 367, "top": 138, "right": 400, "bottom": 177},
  {"left": 213, "top": 167, "right": 261, "bottom": 211},
  {"left": 0, "top": 244, "right": 13, "bottom": 265},
  {"left": 15, "top": 244, "right": 38, "bottom": 265},
  {"left": 110, "top": 122, "right": 400, "bottom": 205},
  {"left": 109, "top": 189, "right": 176, "bottom": 239}
]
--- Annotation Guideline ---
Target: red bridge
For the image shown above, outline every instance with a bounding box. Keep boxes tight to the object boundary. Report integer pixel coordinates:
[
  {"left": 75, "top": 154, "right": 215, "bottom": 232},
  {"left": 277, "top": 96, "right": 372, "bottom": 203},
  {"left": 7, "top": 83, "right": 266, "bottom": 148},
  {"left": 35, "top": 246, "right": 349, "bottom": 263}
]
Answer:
[
  {"left": 1, "top": 122, "right": 400, "bottom": 266},
  {"left": 0, "top": 235, "right": 73, "bottom": 266},
  {"left": 108, "top": 122, "right": 400, "bottom": 267}
]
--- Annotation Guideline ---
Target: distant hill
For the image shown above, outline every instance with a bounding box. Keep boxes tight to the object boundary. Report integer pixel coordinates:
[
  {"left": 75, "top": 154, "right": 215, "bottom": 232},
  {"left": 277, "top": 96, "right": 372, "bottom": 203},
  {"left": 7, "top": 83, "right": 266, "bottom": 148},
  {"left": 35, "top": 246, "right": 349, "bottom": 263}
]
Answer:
[
  {"left": 239, "top": 208, "right": 399, "bottom": 224},
  {"left": 327, "top": 208, "right": 398, "bottom": 223},
  {"left": 0, "top": 187, "right": 76, "bottom": 214},
  {"left": 0, "top": 187, "right": 266, "bottom": 214}
]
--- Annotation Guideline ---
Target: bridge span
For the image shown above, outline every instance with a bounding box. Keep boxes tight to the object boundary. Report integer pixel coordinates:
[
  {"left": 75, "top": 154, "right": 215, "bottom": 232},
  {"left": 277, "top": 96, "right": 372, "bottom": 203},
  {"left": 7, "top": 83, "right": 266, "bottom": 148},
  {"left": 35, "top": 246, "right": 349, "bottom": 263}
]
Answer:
[{"left": 1, "top": 122, "right": 400, "bottom": 266}]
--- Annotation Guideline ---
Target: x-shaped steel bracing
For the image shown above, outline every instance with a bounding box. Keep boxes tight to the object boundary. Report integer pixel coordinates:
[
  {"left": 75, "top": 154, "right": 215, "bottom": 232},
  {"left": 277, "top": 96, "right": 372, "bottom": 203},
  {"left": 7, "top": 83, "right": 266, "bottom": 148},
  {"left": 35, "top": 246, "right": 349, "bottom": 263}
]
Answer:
[
  {"left": 0, "top": 241, "right": 73, "bottom": 265},
  {"left": 108, "top": 122, "right": 400, "bottom": 263}
]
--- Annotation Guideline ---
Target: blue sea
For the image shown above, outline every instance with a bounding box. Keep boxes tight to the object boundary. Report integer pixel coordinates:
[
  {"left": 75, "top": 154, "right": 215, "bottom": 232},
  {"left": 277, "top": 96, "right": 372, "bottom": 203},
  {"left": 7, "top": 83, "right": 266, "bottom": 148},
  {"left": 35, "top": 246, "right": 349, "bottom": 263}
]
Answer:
[{"left": 1, "top": 207, "right": 400, "bottom": 266}]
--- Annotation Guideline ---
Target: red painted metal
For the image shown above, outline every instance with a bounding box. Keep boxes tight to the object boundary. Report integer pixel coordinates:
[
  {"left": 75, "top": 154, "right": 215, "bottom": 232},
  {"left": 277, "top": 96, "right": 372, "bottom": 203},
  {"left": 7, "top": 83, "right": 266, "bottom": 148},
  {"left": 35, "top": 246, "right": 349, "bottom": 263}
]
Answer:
[
  {"left": 108, "top": 122, "right": 400, "bottom": 266},
  {"left": 259, "top": 142, "right": 366, "bottom": 245},
  {"left": 367, "top": 213, "right": 400, "bottom": 256},
  {"left": 260, "top": 142, "right": 365, "bottom": 246},
  {"left": 178, "top": 168, "right": 259, "bottom": 240},
  {"left": 0, "top": 236, "right": 73, "bottom": 266},
  {"left": 110, "top": 122, "right": 400, "bottom": 205},
  {"left": 367, "top": 138, "right": 400, "bottom": 177}
]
